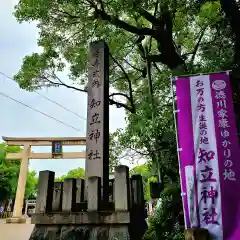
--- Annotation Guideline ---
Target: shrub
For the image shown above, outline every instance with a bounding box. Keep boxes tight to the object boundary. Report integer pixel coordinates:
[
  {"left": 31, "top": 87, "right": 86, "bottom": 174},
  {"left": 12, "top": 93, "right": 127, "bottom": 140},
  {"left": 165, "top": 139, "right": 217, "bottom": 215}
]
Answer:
[{"left": 143, "top": 183, "right": 184, "bottom": 240}]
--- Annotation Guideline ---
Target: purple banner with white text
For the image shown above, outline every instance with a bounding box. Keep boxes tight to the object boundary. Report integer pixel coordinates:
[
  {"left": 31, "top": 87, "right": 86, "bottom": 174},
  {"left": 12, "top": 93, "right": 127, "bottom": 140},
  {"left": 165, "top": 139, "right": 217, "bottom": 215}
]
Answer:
[{"left": 176, "top": 72, "right": 240, "bottom": 239}]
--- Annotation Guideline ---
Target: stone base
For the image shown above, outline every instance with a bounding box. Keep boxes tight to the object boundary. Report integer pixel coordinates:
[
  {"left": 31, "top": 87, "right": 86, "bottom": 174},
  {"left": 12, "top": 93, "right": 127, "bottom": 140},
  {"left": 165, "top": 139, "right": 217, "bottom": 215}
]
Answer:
[
  {"left": 29, "top": 225, "right": 130, "bottom": 240},
  {"left": 6, "top": 217, "right": 28, "bottom": 224},
  {"left": 184, "top": 228, "right": 209, "bottom": 240},
  {"left": 31, "top": 212, "right": 130, "bottom": 225}
]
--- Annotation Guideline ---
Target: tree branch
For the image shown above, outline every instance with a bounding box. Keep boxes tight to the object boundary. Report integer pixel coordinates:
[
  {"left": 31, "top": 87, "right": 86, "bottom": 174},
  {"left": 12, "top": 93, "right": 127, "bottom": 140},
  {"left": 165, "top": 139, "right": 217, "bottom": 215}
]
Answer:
[
  {"left": 109, "top": 52, "right": 135, "bottom": 113},
  {"left": 109, "top": 93, "right": 132, "bottom": 102},
  {"left": 98, "top": 0, "right": 105, "bottom": 11},
  {"left": 56, "top": 9, "right": 79, "bottom": 19},
  {"left": 149, "top": 0, "right": 159, "bottom": 53},
  {"left": 128, "top": 147, "right": 150, "bottom": 156},
  {"left": 220, "top": 0, "right": 240, "bottom": 68},
  {"left": 123, "top": 59, "right": 143, "bottom": 73},
  {"left": 43, "top": 76, "right": 135, "bottom": 113},
  {"left": 109, "top": 99, "right": 135, "bottom": 113},
  {"left": 189, "top": 26, "right": 207, "bottom": 67},
  {"left": 153, "top": 62, "right": 161, "bottom": 74},
  {"left": 41, "top": 74, "right": 87, "bottom": 93},
  {"left": 135, "top": 6, "right": 160, "bottom": 25},
  {"left": 148, "top": 54, "right": 168, "bottom": 64},
  {"left": 94, "top": 9, "right": 154, "bottom": 36},
  {"left": 41, "top": 71, "right": 137, "bottom": 113}
]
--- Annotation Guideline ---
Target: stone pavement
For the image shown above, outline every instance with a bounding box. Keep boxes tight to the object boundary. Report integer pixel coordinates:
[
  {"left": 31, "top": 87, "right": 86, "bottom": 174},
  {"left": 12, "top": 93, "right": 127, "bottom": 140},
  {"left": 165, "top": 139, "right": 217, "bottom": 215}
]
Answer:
[{"left": 0, "top": 219, "right": 34, "bottom": 240}]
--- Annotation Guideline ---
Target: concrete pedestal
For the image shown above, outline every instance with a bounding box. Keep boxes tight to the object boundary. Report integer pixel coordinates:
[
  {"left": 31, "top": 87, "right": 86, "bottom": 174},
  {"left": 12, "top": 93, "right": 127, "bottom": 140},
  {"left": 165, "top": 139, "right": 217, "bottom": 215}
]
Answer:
[
  {"left": 6, "top": 217, "right": 27, "bottom": 224},
  {"left": 184, "top": 228, "right": 209, "bottom": 240}
]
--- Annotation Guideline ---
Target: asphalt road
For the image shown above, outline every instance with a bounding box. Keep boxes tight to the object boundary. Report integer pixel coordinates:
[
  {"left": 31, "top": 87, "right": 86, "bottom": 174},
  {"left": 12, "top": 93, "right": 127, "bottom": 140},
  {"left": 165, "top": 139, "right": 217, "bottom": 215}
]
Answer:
[{"left": 0, "top": 219, "right": 34, "bottom": 240}]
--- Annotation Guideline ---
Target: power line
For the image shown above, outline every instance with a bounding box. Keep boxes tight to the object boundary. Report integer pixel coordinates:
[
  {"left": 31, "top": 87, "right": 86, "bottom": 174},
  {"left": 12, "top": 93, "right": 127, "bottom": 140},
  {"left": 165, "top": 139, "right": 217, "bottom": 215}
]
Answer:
[
  {"left": 0, "top": 71, "right": 86, "bottom": 120},
  {"left": 0, "top": 90, "right": 81, "bottom": 131},
  {"left": 34, "top": 91, "right": 86, "bottom": 120}
]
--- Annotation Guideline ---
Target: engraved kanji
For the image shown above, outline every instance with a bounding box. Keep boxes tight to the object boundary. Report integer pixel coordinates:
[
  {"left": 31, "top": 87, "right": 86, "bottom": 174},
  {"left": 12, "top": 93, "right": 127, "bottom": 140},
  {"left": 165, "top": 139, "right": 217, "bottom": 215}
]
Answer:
[
  {"left": 90, "top": 113, "right": 101, "bottom": 125},
  {"left": 92, "top": 57, "right": 100, "bottom": 68},
  {"left": 90, "top": 99, "right": 101, "bottom": 109},
  {"left": 92, "top": 68, "right": 100, "bottom": 76},
  {"left": 93, "top": 49, "right": 100, "bottom": 58},
  {"left": 89, "top": 129, "right": 101, "bottom": 143},
  {"left": 92, "top": 77, "right": 101, "bottom": 88},
  {"left": 88, "top": 149, "right": 101, "bottom": 160}
]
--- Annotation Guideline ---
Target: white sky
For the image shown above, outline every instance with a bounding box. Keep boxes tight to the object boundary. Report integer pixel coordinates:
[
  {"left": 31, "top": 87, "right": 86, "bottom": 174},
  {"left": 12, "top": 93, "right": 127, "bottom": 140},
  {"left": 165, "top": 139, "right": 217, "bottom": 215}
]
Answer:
[{"left": 0, "top": 1, "right": 127, "bottom": 177}]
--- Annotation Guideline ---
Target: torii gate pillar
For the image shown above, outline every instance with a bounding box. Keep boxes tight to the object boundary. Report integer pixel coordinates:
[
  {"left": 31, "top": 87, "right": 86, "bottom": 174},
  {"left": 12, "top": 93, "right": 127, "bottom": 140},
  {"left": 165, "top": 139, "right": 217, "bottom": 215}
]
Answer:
[
  {"left": 3, "top": 136, "right": 86, "bottom": 224},
  {"left": 13, "top": 144, "right": 31, "bottom": 220}
]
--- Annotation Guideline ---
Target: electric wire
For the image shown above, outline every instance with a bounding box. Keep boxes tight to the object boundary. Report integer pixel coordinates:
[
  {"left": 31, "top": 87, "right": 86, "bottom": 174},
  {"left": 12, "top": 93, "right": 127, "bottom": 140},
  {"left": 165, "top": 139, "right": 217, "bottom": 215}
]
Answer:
[
  {"left": 0, "top": 71, "right": 86, "bottom": 120},
  {"left": 0, "top": 90, "right": 81, "bottom": 131}
]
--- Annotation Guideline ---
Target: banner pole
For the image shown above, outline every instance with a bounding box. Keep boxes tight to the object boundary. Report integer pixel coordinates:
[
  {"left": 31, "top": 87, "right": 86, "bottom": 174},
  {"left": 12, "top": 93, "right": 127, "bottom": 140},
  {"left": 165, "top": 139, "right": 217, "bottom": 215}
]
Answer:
[
  {"left": 170, "top": 76, "right": 187, "bottom": 229},
  {"left": 172, "top": 69, "right": 231, "bottom": 78}
]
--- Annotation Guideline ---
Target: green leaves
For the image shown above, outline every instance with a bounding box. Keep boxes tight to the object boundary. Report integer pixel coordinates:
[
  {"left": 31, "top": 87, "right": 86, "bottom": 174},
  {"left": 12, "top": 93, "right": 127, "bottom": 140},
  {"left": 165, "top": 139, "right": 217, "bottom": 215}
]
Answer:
[
  {"left": 130, "top": 163, "right": 155, "bottom": 200},
  {"left": 12, "top": 1, "right": 239, "bottom": 236},
  {"left": 13, "top": 0, "right": 235, "bottom": 91},
  {"left": 0, "top": 143, "right": 37, "bottom": 201},
  {"left": 55, "top": 167, "right": 85, "bottom": 181},
  {"left": 109, "top": 132, "right": 122, "bottom": 173},
  {"left": 14, "top": 53, "right": 49, "bottom": 91},
  {"left": 197, "top": 1, "right": 221, "bottom": 26}
]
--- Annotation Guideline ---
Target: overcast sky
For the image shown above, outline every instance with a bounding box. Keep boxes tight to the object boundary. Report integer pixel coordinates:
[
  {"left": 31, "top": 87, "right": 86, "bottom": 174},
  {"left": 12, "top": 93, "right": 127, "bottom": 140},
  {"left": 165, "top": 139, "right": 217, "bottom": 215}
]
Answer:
[{"left": 0, "top": 1, "right": 126, "bottom": 177}]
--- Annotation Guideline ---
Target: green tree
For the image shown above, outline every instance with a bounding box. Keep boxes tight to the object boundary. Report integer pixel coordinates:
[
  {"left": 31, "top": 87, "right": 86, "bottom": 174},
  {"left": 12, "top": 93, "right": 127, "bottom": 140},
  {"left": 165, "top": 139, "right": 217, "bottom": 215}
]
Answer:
[
  {"left": 0, "top": 143, "right": 21, "bottom": 202},
  {"left": 13, "top": 0, "right": 239, "bottom": 178},
  {"left": 13, "top": 0, "right": 237, "bottom": 104},
  {"left": 130, "top": 163, "right": 158, "bottom": 200},
  {"left": 12, "top": 0, "right": 240, "bottom": 238},
  {"left": 25, "top": 170, "right": 38, "bottom": 199},
  {"left": 0, "top": 143, "right": 38, "bottom": 203},
  {"left": 55, "top": 167, "right": 85, "bottom": 182},
  {"left": 109, "top": 131, "right": 125, "bottom": 173}
]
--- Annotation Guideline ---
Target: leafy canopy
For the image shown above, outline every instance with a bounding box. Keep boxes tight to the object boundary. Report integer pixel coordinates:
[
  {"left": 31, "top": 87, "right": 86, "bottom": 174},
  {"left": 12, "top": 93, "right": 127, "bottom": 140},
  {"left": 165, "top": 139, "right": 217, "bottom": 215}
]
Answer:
[
  {"left": 14, "top": 0, "right": 234, "bottom": 104},
  {"left": 13, "top": 1, "right": 236, "bottom": 175},
  {"left": 0, "top": 143, "right": 38, "bottom": 202},
  {"left": 55, "top": 167, "right": 85, "bottom": 182}
]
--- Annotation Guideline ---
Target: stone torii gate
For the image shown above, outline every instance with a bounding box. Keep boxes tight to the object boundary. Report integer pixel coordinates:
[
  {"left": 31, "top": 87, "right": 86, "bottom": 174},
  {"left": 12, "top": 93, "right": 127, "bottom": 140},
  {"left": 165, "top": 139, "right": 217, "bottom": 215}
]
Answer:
[{"left": 3, "top": 136, "right": 86, "bottom": 224}]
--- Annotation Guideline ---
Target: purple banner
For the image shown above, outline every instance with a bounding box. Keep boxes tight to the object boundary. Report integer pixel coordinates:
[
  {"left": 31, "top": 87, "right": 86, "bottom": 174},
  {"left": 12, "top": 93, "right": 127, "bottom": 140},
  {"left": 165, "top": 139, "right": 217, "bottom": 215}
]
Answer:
[{"left": 176, "top": 72, "right": 240, "bottom": 239}]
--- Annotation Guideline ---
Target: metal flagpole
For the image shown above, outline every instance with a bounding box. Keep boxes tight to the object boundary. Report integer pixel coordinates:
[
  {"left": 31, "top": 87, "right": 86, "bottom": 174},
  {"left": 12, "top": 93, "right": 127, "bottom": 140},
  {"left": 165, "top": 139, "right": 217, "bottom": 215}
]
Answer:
[
  {"left": 173, "top": 69, "right": 232, "bottom": 79},
  {"left": 170, "top": 76, "right": 187, "bottom": 229}
]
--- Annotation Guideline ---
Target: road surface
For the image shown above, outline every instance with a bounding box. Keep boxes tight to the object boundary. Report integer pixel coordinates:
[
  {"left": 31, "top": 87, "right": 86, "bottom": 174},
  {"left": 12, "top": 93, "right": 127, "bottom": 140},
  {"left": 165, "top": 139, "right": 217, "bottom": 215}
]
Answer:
[{"left": 0, "top": 219, "right": 34, "bottom": 240}]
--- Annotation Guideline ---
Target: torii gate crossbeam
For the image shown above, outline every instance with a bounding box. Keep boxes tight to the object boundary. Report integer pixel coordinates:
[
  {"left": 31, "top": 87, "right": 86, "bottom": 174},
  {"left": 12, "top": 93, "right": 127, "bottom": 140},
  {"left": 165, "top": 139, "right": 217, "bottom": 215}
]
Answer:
[{"left": 3, "top": 136, "right": 86, "bottom": 224}]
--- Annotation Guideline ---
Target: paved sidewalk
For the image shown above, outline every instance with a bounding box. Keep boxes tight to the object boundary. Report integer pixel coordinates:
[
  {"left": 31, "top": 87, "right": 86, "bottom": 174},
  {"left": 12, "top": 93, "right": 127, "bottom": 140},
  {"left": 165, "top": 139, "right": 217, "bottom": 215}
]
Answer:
[{"left": 0, "top": 219, "right": 34, "bottom": 240}]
